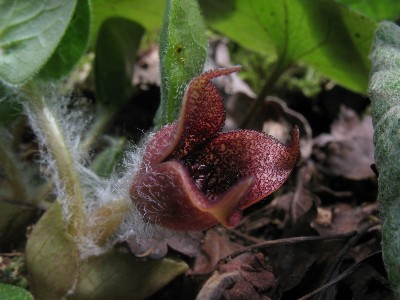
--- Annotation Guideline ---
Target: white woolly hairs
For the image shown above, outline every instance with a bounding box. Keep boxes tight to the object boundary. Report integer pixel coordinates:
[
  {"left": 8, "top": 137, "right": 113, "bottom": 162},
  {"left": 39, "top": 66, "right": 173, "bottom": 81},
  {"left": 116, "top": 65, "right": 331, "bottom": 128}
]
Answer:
[{"left": 23, "top": 87, "right": 181, "bottom": 257}]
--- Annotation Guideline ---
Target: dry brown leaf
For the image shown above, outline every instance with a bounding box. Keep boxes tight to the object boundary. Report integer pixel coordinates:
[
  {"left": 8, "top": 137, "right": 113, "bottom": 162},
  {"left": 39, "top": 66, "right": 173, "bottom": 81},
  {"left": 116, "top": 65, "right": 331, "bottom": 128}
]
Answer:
[{"left": 314, "top": 106, "right": 375, "bottom": 180}]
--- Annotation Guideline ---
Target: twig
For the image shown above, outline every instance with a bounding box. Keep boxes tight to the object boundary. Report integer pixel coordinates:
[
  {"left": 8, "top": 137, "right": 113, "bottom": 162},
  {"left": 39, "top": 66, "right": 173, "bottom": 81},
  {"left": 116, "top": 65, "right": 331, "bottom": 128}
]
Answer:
[
  {"left": 297, "top": 251, "right": 382, "bottom": 300},
  {"left": 318, "top": 221, "right": 380, "bottom": 291},
  {"left": 217, "top": 231, "right": 356, "bottom": 267}
]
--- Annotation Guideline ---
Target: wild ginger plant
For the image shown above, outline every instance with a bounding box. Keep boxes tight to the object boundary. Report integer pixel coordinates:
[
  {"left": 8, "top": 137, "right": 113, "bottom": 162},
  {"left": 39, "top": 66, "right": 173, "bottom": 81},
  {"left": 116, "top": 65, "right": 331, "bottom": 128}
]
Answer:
[{"left": 1, "top": 0, "right": 398, "bottom": 299}]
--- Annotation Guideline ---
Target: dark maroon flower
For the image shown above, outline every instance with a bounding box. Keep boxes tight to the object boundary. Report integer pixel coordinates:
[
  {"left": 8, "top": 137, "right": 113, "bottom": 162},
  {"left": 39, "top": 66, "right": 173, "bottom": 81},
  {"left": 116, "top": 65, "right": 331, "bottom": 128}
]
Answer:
[{"left": 130, "top": 67, "right": 300, "bottom": 231}]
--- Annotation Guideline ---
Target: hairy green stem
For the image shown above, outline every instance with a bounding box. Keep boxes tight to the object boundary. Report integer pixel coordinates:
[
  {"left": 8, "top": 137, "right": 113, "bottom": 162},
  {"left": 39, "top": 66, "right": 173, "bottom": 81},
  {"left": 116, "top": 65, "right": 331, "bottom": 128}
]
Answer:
[{"left": 29, "top": 94, "right": 86, "bottom": 239}]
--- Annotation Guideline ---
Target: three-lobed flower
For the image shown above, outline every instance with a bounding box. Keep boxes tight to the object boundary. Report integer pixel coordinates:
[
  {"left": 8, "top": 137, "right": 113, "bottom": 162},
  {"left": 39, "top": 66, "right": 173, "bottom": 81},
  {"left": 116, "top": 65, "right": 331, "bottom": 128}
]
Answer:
[{"left": 130, "top": 66, "right": 300, "bottom": 231}]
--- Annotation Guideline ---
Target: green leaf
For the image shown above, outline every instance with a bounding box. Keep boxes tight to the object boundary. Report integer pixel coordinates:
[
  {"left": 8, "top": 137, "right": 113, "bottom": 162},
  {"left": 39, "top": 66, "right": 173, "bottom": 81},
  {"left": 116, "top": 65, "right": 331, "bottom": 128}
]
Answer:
[
  {"left": 90, "top": 137, "right": 127, "bottom": 177},
  {"left": 0, "top": 0, "right": 77, "bottom": 84},
  {"left": 335, "top": 0, "right": 400, "bottom": 21},
  {"left": 369, "top": 21, "right": 400, "bottom": 297},
  {"left": 26, "top": 203, "right": 80, "bottom": 300},
  {"left": 157, "top": 0, "right": 207, "bottom": 126},
  {"left": 0, "top": 284, "right": 33, "bottom": 300},
  {"left": 201, "top": 0, "right": 376, "bottom": 94},
  {"left": 26, "top": 202, "right": 188, "bottom": 300},
  {"left": 94, "top": 17, "right": 144, "bottom": 107},
  {"left": 89, "top": 0, "right": 165, "bottom": 46},
  {"left": 38, "top": 0, "right": 91, "bottom": 80},
  {"left": 70, "top": 251, "right": 188, "bottom": 300},
  {"left": 26, "top": 203, "right": 188, "bottom": 300}
]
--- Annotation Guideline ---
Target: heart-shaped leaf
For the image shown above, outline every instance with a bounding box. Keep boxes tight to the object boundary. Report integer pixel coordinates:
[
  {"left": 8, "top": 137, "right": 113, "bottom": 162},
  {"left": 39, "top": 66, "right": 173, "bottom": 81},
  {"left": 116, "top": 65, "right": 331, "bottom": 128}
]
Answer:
[{"left": 201, "top": 0, "right": 376, "bottom": 94}]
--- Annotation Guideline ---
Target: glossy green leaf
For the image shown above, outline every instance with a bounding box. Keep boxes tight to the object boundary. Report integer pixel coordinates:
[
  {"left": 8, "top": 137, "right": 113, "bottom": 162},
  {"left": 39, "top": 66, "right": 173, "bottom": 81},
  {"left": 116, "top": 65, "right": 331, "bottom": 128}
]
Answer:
[
  {"left": 0, "top": 0, "right": 77, "bottom": 84},
  {"left": 90, "top": 137, "right": 127, "bottom": 177},
  {"left": 38, "top": 0, "right": 90, "bottom": 80},
  {"left": 336, "top": 0, "right": 400, "bottom": 21},
  {"left": 94, "top": 17, "right": 144, "bottom": 107},
  {"left": 369, "top": 21, "right": 400, "bottom": 298},
  {"left": 0, "top": 284, "right": 33, "bottom": 300},
  {"left": 201, "top": 0, "right": 376, "bottom": 94},
  {"left": 89, "top": 0, "right": 165, "bottom": 46},
  {"left": 157, "top": 0, "right": 207, "bottom": 126}
]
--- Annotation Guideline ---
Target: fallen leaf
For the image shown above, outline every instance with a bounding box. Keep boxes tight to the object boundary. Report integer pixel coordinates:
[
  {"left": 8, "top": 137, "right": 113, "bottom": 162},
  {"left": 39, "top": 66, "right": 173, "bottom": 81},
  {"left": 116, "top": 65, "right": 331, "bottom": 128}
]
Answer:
[
  {"left": 311, "top": 203, "right": 379, "bottom": 236},
  {"left": 191, "top": 229, "right": 242, "bottom": 275},
  {"left": 314, "top": 106, "right": 375, "bottom": 180}
]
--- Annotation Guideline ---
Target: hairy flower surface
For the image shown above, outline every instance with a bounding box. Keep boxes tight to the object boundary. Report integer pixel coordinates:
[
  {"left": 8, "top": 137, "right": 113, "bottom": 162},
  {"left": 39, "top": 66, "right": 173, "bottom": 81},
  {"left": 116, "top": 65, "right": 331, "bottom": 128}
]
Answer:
[{"left": 130, "top": 67, "right": 300, "bottom": 230}]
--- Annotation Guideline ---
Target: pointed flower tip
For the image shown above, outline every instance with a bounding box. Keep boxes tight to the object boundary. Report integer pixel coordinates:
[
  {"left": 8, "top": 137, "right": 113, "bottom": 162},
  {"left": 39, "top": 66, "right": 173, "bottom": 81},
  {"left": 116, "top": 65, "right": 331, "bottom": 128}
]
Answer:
[{"left": 130, "top": 67, "right": 299, "bottom": 231}]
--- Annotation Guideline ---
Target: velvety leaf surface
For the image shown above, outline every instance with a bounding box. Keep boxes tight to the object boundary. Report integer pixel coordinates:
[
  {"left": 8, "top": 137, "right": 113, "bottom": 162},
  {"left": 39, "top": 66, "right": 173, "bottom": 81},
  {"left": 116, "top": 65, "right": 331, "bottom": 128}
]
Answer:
[
  {"left": 369, "top": 21, "right": 400, "bottom": 297},
  {"left": 0, "top": 0, "right": 77, "bottom": 84},
  {"left": 336, "top": 0, "right": 400, "bottom": 21},
  {"left": 201, "top": 0, "right": 375, "bottom": 94},
  {"left": 157, "top": 0, "right": 207, "bottom": 125},
  {"left": 0, "top": 284, "right": 33, "bottom": 300},
  {"left": 38, "top": 0, "right": 90, "bottom": 80},
  {"left": 94, "top": 17, "right": 144, "bottom": 107}
]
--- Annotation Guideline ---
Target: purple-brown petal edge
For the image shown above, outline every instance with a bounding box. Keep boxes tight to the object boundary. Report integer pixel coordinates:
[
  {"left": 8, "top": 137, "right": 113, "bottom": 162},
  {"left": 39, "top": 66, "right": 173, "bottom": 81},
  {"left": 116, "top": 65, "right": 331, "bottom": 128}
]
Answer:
[
  {"left": 140, "top": 66, "right": 242, "bottom": 166},
  {"left": 194, "top": 127, "right": 300, "bottom": 209},
  {"left": 170, "top": 66, "right": 242, "bottom": 159}
]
